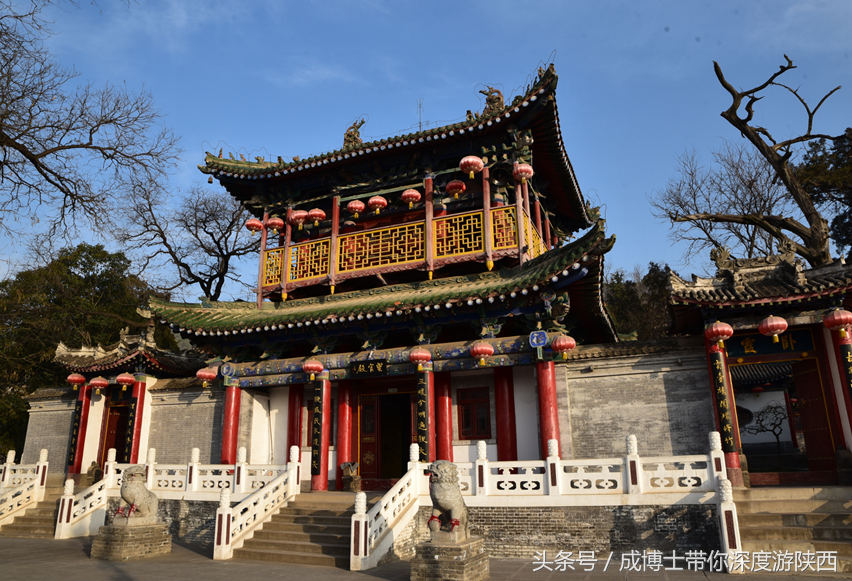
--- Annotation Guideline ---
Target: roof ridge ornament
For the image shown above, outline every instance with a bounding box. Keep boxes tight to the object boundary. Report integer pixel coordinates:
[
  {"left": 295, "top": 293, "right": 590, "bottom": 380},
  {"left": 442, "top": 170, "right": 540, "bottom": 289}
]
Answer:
[{"left": 344, "top": 118, "right": 366, "bottom": 148}]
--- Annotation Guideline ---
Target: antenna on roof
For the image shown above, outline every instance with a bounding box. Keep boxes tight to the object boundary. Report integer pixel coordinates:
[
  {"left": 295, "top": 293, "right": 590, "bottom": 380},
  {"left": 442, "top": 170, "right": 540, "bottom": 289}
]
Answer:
[{"left": 416, "top": 98, "right": 424, "bottom": 132}]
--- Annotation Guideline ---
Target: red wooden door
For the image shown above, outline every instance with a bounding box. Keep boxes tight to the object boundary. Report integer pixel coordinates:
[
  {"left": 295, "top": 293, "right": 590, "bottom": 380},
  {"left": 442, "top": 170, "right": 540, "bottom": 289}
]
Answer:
[
  {"left": 792, "top": 359, "right": 836, "bottom": 471},
  {"left": 101, "top": 406, "right": 130, "bottom": 465},
  {"left": 359, "top": 396, "right": 378, "bottom": 478}
]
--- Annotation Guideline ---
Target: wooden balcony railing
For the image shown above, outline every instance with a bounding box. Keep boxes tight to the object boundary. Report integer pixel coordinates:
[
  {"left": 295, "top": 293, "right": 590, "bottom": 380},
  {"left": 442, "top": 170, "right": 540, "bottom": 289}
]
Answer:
[{"left": 261, "top": 206, "right": 546, "bottom": 292}]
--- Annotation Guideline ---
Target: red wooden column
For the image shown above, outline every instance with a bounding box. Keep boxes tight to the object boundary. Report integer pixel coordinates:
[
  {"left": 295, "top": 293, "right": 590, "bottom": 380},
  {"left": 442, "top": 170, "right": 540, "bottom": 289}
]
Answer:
[
  {"left": 311, "top": 379, "right": 332, "bottom": 491},
  {"left": 221, "top": 383, "right": 241, "bottom": 465},
  {"left": 129, "top": 374, "right": 147, "bottom": 463},
  {"left": 287, "top": 384, "right": 304, "bottom": 462},
  {"left": 494, "top": 367, "right": 518, "bottom": 461},
  {"left": 329, "top": 196, "right": 340, "bottom": 294},
  {"left": 424, "top": 176, "right": 434, "bottom": 279},
  {"left": 482, "top": 167, "right": 494, "bottom": 271},
  {"left": 427, "top": 371, "right": 437, "bottom": 463},
  {"left": 536, "top": 361, "right": 561, "bottom": 459},
  {"left": 256, "top": 210, "right": 269, "bottom": 309},
  {"left": 704, "top": 337, "right": 744, "bottom": 486},
  {"left": 335, "top": 379, "right": 353, "bottom": 490},
  {"left": 69, "top": 385, "right": 92, "bottom": 474},
  {"left": 435, "top": 372, "right": 453, "bottom": 461},
  {"left": 534, "top": 198, "right": 542, "bottom": 237},
  {"left": 281, "top": 208, "right": 293, "bottom": 300},
  {"left": 544, "top": 216, "right": 552, "bottom": 250}
]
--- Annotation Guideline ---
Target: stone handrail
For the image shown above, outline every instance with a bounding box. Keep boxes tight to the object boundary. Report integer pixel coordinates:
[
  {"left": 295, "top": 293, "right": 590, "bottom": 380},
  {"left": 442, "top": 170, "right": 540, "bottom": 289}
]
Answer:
[
  {"left": 350, "top": 443, "right": 424, "bottom": 571},
  {"left": 0, "top": 449, "right": 48, "bottom": 526},
  {"left": 213, "top": 446, "right": 301, "bottom": 560},
  {"left": 54, "top": 477, "right": 109, "bottom": 539}
]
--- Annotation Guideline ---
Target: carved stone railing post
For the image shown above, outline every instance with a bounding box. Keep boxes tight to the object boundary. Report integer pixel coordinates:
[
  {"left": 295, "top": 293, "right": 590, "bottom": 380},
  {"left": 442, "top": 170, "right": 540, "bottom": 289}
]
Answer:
[
  {"left": 187, "top": 447, "right": 200, "bottom": 493},
  {"left": 213, "top": 487, "right": 233, "bottom": 560},
  {"left": 407, "top": 443, "right": 419, "bottom": 472},
  {"left": 145, "top": 448, "right": 156, "bottom": 489},
  {"left": 716, "top": 478, "right": 742, "bottom": 573},
  {"left": 1, "top": 450, "right": 14, "bottom": 490},
  {"left": 286, "top": 446, "right": 300, "bottom": 497},
  {"left": 475, "top": 440, "right": 488, "bottom": 496},
  {"left": 35, "top": 449, "right": 48, "bottom": 501},
  {"left": 234, "top": 446, "right": 247, "bottom": 494},
  {"left": 350, "top": 491, "right": 369, "bottom": 570},
  {"left": 55, "top": 479, "right": 76, "bottom": 539},
  {"left": 708, "top": 431, "right": 727, "bottom": 482},
  {"left": 104, "top": 448, "right": 118, "bottom": 489},
  {"left": 625, "top": 435, "right": 643, "bottom": 495},
  {"left": 546, "top": 439, "right": 561, "bottom": 496}
]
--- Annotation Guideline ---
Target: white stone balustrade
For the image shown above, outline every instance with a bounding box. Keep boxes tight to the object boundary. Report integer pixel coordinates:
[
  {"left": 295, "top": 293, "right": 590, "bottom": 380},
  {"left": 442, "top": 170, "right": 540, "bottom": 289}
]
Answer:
[
  {"left": 0, "top": 449, "right": 48, "bottom": 493},
  {"left": 0, "top": 449, "right": 47, "bottom": 527}
]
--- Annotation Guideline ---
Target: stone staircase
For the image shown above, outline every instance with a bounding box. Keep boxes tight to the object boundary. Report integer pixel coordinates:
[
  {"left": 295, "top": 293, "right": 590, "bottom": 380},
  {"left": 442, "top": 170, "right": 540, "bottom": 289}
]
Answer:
[
  {"left": 735, "top": 486, "right": 852, "bottom": 573},
  {"left": 0, "top": 490, "right": 62, "bottom": 538},
  {"left": 233, "top": 493, "right": 358, "bottom": 568}
]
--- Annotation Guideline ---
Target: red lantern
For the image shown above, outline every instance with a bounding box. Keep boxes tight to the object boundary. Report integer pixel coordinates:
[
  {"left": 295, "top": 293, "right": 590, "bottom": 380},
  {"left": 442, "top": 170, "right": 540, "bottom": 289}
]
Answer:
[
  {"left": 460, "top": 155, "right": 483, "bottom": 180},
  {"left": 303, "top": 358, "right": 324, "bottom": 381},
  {"left": 470, "top": 340, "right": 494, "bottom": 366},
  {"left": 409, "top": 346, "right": 432, "bottom": 372},
  {"left": 89, "top": 376, "right": 109, "bottom": 395},
  {"left": 758, "top": 315, "right": 788, "bottom": 344},
  {"left": 513, "top": 163, "right": 534, "bottom": 184},
  {"left": 116, "top": 372, "right": 135, "bottom": 392},
  {"left": 308, "top": 208, "right": 326, "bottom": 227},
  {"left": 196, "top": 368, "right": 218, "bottom": 388},
  {"left": 289, "top": 209, "right": 308, "bottom": 231},
  {"left": 751, "top": 386, "right": 764, "bottom": 396},
  {"left": 245, "top": 218, "right": 263, "bottom": 235},
  {"left": 824, "top": 308, "right": 852, "bottom": 339},
  {"left": 401, "top": 189, "right": 421, "bottom": 209},
  {"left": 446, "top": 180, "right": 466, "bottom": 200},
  {"left": 704, "top": 321, "right": 734, "bottom": 349},
  {"left": 368, "top": 195, "right": 387, "bottom": 215},
  {"left": 347, "top": 200, "right": 365, "bottom": 219},
  {"left": 266, "top": 216, "right": 284, "bottom": 235},
  {"left": 67, "top": 373, "right": 86, "bottom": 392},
  {"left": 551, "top": 334, "right": 577, "bottom": 360}
]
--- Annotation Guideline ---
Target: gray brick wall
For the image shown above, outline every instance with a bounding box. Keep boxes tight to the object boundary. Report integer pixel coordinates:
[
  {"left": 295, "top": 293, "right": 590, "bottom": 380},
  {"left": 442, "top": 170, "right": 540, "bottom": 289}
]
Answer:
[
  {"left": 560, "top": 347, "right": 715, "bottom": 459},
  {"left": 147, "top": 390, "right": 223, "bottom": 464},
  {"left": 21, "top": 408, "right": 74, "bottom": 472},
  {"left": 106, "top": 498, "right": 217, "bottom": 545},
  {"left": 385, "top": 504, "right": 719, "bottom": 562}
]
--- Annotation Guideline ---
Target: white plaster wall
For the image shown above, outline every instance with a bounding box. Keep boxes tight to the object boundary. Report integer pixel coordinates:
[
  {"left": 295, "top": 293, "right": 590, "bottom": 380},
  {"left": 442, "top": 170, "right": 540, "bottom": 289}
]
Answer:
[
  {"left": 513, "top": 366, "right": 539, "bottom": 460},
  {"left": 737, "top": 391, "right": 791, "bottom": 444},
  {"left": 250, "top": 393, "right": 271, "bottom": 464},
  {"left": 268, "top": 386, "right": 289, "bottom": 465},
  {"left": 452, "top": 442, "right": 498, "bottom": 462},
  {"left": 136, "top": 382, "right": 154, "bottom": 464},
  {"left": 81, "top": 392, "right": 106, "bottom": 468}
]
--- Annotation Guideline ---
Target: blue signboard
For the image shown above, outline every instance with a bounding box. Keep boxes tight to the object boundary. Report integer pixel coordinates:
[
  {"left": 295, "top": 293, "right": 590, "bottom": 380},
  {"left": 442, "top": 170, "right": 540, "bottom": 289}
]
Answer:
[
  {"left": 726, "top": 328, "right": 814, "bottom": 358},
  {"left": 529, "top": 331, "right": 548, "bottom": 348}
]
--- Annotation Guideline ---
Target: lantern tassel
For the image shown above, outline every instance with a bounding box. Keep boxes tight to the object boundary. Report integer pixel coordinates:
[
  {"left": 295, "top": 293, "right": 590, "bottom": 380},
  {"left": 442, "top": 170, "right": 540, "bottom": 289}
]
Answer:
[
  {"left": 298, "top": 224, "right": 303, "bottom": 230},
  {"left": 310, "top": 373, "right": 315, "bottom": 381},
  {"left": 772, "top": 335, "right": 779, "bottom": 343},
  {"left": 354, "top": 212, "right": 359, "bottom": 219},
  {"left": 409, "top": 202, "right": 414, "bottom": 209},
  {"left": 469, "top": 171, "right": 474, "bottom": 179},
  {"left": 418, "top": 363, "right": 424, "bottom": 372},
  {"left": 562, "top": 352, "right": 568, "bottom": 360},
  {"left": 718, "top": 340, "right": 724, "bottom": 349},
  {"left": 842, "top": 328, "right": 848, "bottom": 339},
  {"left": 375, "top": 208, "right": 380, "bottom": 215}
]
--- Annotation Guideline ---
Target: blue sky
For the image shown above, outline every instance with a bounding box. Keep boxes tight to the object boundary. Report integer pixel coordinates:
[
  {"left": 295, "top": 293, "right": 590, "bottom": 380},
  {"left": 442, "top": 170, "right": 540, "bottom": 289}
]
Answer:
[{"left": 34, "top": 0, "right": 852, "bottom": 298}]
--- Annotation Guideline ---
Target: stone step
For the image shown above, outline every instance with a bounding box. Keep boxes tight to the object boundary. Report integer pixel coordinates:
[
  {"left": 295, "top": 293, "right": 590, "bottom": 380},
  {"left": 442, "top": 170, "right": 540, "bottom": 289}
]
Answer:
[
  {"left": 7, "top": 515, "right": 56, "bottom": 527},
  {"left": 232, "top": 547, "right": 348, "bottom": 568},
  {"left": 269, "top": 514, "right": 351, "bottom": 526},
  {"left": 739, "top": 513, "right": 852, "bottom": 528},
  {"left": 735, "top": 499, "right": 852, "bottom": 514},
  {"left": 286, "top": 499, "right": 357, "bottom": 510},
  {"left": 740, "top": 526, "right": 852, "bottom": 542},
  {"left": 0, "top": 523, "right": 55, "bottom": 537},
  {"left": 741, "top": 539, "right": 852, "bottom": 557},
  {"left": 277, "top": 507, "right": 354, "bottom": 517},
  {"left": 260, "top": 521, "right": 351, "bottom": 535},
  {"left": 252, "top": 529, "right": 350, "bottom": 545},
  {"left": 24, "top": 506, "right": 59, "bottom": 518},
  {"left": 241, "top": 538, "right": 349, "bottom": 555},
  {"left": 734, "top": 487, "right": 852, "bottom": 502}
]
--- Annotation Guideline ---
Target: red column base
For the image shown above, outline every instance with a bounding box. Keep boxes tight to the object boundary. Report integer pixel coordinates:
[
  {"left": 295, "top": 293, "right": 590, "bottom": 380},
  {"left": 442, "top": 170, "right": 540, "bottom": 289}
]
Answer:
[{"left": 725, "top": 451, "right": 744, "bottom": 486}]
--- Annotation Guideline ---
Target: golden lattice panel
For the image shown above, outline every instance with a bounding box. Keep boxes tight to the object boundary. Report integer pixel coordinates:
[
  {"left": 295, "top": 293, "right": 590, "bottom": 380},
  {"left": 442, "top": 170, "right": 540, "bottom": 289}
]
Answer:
[
  {"left": 338, "top": 222, "right": 425, "bottom": 273},
  {"left": 262, "top": 248, "right": 284, "bottom": 286},
  {"left": 434, "top": 212, "right": 483, "bottom": 259},
  {"left": 530, "top": 226, "right": 545, "bottom": 259},
  {"left": 289, "top": 239, "right": 330, "bottom": 281},
  {"left": 491, "top": 207, "right": 518, "bottom": 250}
]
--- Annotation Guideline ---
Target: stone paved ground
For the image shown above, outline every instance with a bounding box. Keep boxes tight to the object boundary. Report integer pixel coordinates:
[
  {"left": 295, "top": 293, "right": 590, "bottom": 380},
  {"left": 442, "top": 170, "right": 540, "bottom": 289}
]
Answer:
[{"left": 0, "top": 536, "right": 848, "bottom": 580}]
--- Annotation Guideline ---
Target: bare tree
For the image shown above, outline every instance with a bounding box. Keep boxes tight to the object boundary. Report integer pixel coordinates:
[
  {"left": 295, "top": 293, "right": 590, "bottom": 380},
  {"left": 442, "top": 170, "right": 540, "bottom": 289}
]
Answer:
[
  {"left": 653, "top": 56, "right": 844, "bottom": 267},
  {"left": 651, "top": 141, "right": 798, "bottom": 262},
  {"left": 741, "top": 400, "right": 788, "bottom": 458},
  {"left": 0, "top": 1, "right": 180, "bottom": 237},
  {"left": 115, "top": 185, "right": 260, "bottom": 302}
]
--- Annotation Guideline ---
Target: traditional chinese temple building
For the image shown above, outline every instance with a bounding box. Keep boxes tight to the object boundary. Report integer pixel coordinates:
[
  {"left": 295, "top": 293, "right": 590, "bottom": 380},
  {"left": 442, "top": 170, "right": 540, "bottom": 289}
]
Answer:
[{"left": 669, "top": 245, "right": 852, "bottom": 486}]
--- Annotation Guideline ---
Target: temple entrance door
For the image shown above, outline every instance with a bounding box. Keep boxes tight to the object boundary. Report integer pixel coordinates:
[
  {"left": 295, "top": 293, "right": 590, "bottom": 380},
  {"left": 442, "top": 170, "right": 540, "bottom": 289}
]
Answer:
[
  {"left": 792, "top": 359, "right": 836, "bottom": 472},
  {"left": 100, "top": 405, "right": 130, "bottom": 466},
  {"left": 357, "top": 391, "right": 415, "bottom": 488}
]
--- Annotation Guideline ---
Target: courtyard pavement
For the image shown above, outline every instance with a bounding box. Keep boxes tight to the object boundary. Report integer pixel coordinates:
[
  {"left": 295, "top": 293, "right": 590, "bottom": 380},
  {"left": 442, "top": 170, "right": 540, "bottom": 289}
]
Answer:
[{"left": 0, "top": 536, "right": 848, "bottom": 580}]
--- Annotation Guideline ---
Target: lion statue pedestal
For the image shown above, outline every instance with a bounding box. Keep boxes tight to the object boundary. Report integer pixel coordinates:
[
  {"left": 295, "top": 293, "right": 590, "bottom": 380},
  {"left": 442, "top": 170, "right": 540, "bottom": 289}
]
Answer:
[
  {"left": 410, "top": 460, "right": 489, "bottom": 581},
  {"left": 90, "top": 466, "right": 172, "bottom": 561}
]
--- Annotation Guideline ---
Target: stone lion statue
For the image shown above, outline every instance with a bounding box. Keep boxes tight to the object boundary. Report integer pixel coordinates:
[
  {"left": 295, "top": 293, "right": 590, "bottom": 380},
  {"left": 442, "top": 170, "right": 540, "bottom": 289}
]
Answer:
[
  {"left": 114, "top": 465, "right": 158, "bottom": 525},
  {"left": 426, "top": 460, "right": 469, "bottom": 542}
]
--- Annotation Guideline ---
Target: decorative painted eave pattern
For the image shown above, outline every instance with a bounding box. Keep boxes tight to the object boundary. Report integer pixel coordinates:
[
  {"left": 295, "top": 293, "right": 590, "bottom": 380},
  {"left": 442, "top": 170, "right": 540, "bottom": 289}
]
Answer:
[
  {"left": 561, "top": 336, "right": 705, "bottom": 361},
  {"left": 669, "top": 261, "right": 852, "bottom": 307},
  {"left": 198, "top": 66, "right": 592, "bottom": 230},
  {"left": 152, "top": 220, "right": 615, "bottom": 336}
]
